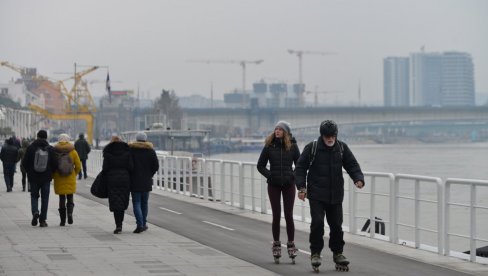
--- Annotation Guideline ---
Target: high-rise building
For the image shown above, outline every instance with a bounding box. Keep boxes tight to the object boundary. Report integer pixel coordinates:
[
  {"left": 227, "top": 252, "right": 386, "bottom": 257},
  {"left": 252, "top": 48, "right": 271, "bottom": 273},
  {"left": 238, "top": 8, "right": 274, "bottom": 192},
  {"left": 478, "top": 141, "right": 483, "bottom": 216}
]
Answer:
[
  {"left": 441, "top": 52, "right": 475, "bottom": 106},
  {"left": 409, "top": 52, "right": 443, "bottom": 106},
  {"left": 383, "top": 57, "right": 409, "bottom": 106},
  {"left": 407, "top": 51, "right": 475, "bottom": 107}
]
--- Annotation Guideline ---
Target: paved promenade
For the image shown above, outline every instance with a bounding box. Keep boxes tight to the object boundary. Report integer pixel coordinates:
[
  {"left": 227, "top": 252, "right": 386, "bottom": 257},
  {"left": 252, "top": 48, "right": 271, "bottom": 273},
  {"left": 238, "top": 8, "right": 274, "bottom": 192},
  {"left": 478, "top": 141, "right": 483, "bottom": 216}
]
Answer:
[{"left": 0, "top": 178, "right": 275, "bottom": 276}]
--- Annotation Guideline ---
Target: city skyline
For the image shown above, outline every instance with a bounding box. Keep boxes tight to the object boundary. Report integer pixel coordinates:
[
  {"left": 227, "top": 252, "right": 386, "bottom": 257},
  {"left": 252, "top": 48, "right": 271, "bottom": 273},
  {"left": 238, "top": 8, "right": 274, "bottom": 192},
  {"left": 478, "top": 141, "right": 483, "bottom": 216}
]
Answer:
[{"left": 1, "top": 0, "right": 487, "bottom": 106}]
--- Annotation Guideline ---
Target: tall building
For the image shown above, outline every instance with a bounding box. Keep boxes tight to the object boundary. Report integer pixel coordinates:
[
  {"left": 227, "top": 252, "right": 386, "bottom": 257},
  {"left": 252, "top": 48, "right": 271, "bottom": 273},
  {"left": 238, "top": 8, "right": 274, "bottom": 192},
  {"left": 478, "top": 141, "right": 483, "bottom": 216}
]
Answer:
[
  {"left": 407, "top": 51, "right": 475, "bottom": 107},
  {"left": 383, "top": 57, "right": 409, "bottom": 106},
  {"left": 441, "top": 52, "right": 475, "bottom": 106},
  {"left": 409, "top": 52, "right": 443, "bottom": 106}
]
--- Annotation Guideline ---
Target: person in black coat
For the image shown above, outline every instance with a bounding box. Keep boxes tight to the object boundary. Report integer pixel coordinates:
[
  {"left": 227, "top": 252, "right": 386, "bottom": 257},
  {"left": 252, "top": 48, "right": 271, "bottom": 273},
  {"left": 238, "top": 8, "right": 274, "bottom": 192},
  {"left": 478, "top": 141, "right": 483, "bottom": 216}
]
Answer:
[
  {"left": 21, "top": 130, "right": 58, "bottom": 227},
  {"left": 128, "top": 132, "right": 159, "bottom": 233},
  {"left": 103, "top": 135, "right": 133, "bottom": 234},
  {"left": 74, "top": 133, "right": 91, "bottom": 180},
  {"left": 257, "top": 121, "right": 301, "bottom": 261},
  {"left": 295, "top": 120, "right": 364, "bottom": 268},
  {"left": 0, "top": 138, "right": 20, "bottom": 192}
]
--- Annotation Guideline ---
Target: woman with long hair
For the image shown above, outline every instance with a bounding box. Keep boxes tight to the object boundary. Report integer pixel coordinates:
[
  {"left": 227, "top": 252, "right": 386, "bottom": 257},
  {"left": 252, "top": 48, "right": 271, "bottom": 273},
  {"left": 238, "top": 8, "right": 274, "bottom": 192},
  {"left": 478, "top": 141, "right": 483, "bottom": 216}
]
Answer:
[{"left": 257, "top": 121, "right": 301, "bottom": 264}]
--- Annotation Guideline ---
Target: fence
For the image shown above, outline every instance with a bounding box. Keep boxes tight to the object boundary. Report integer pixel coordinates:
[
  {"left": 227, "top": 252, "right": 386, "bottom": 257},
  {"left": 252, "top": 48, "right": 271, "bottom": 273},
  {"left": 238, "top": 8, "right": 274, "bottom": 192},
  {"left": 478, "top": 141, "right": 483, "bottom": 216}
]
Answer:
[{"left": 86, "top": 150, "right": 488, "bottom": 264}]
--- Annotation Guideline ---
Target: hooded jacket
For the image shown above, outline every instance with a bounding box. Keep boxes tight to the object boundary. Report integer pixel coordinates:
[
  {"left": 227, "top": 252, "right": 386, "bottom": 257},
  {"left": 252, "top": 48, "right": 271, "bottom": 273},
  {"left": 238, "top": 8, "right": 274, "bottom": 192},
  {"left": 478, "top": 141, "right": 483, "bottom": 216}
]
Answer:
[
  {"left": 74, "top": 137, "right": 91, "bottom": 160},
  {"left": 52, "top": 141, "right": 82, "bottom": 195},
  {"left": 0, "top": 138, "right": 19, "bottom": 166},
  {"left": 103, "top": 141, "right": 133, "bottom": 211},
  {"left": 128, "top": 141, "right": 159, "bottom": 192},
  {"left": 18, "top": 139, "right": 30, "bottom": 173},
  {"left": 295, "top": 138, "right": 364, "bottom": 204},
  {"left": 257, "top": 136, "right": 300, "bottom": 186},
  {"left": 21, "top": 138, "right": 57, "bottom": 183}
]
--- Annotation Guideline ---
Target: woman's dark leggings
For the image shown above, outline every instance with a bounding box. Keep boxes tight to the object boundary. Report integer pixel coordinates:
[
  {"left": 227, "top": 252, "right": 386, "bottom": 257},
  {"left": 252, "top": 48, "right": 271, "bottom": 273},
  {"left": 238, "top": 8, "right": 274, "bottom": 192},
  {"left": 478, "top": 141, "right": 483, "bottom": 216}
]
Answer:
[
  {"left": 59, "top": 194, "right": 74, "bottom": 209},
  {"left": 268, "top": 184, "right": 296, "bottom": 242}
]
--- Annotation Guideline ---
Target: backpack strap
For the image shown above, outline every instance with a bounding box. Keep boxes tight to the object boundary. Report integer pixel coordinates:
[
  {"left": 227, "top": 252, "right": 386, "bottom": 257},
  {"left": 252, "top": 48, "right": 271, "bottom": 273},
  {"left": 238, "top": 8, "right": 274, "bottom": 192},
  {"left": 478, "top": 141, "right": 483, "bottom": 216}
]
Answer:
[{"left": 308, "top": 140, "right": 318, "bottom": 168}]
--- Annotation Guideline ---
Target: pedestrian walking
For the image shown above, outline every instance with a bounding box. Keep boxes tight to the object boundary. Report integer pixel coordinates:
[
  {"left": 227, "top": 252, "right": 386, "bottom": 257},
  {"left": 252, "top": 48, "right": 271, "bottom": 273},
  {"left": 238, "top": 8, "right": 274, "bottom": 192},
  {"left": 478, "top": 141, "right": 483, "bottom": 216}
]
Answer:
[
  {"left": 52, "top": 134, "right": 81, "bottom": 226},
  {"left": 74, "top": 133, "right": 91, "bottom": 179},
  {"left": 103, "top": 134, "right": 133, "bottom": 234},
  {"left": 0, "top": 138, "right": 20, "bottom": 192},
  {"left": 295, "top": 120, "right": 365, "bottom": 272},
  {"left": 257, "top": 121, "right": 301, "bottom": 264},
  {"left": 18, "top": 138, "right": 30, "bottom": 192},
  {"left": 21, "top": 130, "right": 58, "bottom": 227},
  {"left": 128, "top": 132, "right": 159, "bottom": 233}
]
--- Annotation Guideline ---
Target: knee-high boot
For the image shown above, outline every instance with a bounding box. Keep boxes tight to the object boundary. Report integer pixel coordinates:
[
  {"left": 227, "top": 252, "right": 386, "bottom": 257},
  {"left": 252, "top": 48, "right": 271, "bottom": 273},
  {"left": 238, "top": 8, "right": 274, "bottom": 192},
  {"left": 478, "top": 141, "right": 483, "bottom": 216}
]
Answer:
[
  {"left": 67, "top": 203, "right": 74, "bottom": 225},
  {"left": 59, "top": 208, "right": 66, "bottom": 226}
]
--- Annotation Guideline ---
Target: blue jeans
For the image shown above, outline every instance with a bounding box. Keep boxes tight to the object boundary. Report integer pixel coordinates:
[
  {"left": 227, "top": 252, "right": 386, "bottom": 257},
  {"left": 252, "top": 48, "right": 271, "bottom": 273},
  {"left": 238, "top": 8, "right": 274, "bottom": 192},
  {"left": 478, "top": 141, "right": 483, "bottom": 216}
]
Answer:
[
  {"left": 131, "top": 191, "right": 149, "bottom": 227},
  {"left": 31, "top": 182, "right": 51, "bottom": 221}
]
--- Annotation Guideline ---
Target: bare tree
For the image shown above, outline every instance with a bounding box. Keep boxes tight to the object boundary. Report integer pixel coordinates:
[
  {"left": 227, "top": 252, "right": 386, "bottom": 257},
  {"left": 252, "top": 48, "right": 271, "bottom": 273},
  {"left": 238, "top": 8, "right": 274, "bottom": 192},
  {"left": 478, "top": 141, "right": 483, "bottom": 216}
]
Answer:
[{"left": 153, "top": 89, "right": 182, "bottom": 129}]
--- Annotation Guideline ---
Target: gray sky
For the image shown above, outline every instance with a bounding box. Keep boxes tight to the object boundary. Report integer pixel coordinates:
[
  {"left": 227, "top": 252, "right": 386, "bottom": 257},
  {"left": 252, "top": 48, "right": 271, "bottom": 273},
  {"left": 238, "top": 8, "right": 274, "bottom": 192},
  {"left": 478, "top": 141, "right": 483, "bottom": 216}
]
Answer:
[{"left": 1, "top": 0, "right": 487, "bottom": 105}]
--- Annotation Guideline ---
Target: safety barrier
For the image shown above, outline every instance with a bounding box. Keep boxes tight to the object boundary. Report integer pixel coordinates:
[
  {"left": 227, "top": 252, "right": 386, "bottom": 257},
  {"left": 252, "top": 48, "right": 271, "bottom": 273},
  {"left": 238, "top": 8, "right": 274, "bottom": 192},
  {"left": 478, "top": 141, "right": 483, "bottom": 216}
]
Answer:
[{"left": 86, "top": 150, "right": 487, "bottom": 264}]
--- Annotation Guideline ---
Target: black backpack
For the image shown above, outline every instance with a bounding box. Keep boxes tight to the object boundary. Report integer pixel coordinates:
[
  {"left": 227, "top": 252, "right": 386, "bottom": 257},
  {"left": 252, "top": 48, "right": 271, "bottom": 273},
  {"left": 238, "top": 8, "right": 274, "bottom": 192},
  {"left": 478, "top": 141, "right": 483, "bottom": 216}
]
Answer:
[{"left": 308, "top": 139, "right": 343, "bottom": 168}]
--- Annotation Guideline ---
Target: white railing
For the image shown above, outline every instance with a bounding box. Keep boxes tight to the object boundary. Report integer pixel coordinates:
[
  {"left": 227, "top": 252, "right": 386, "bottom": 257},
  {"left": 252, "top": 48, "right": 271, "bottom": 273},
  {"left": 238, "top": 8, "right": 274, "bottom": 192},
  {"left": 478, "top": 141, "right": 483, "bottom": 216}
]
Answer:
[{"left": 86, "top": 150, "right": 488, "bottom": 264}]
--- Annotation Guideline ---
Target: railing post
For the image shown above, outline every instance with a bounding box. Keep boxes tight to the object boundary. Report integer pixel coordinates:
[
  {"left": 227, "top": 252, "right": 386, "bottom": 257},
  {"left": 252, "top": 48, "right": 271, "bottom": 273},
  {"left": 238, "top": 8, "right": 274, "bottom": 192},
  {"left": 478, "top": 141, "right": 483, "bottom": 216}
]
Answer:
[
  {"left": 389, "top": 173, "right": 395, "bottom": 242},
  {"left": 251, "top": 167, "right": 256, "bottom": 212},
  {"left": 349, "top": 178, "right": 356, "bottom": 234},
  {"left": 239, "top": 163, "right": 244, "bottom": 209},
  {"left": 188, "top": 157, "right": 193, "bottom": 196},
  {"left": 415, "top": 179, "right": 420, "bottom": 248},
  {"left": 370, "top": 176, "right": 376, "bottom": 238},
  {"left": 230, "top": 164, "right": 235, "bottom": 206},
  {"left": 470, "top": 184, "right": 476, "bottom": 262},
  {"left": 220, "top": 161, "right": 225, "bottom": 203},
  {"left": 203, "top": 159, "right": 209, "bottom": 201},
  {"left": 393, "top": 176, "right": 399, "bottom": 244},
  {"left": 437, "top": 178, "right": 443, "bottom": 255},
  {"left": 444, "top": 181, "right": 450, "bottom": 256},
  {"left": 261, "top": 175, "right": 267, "bottom": 214}
]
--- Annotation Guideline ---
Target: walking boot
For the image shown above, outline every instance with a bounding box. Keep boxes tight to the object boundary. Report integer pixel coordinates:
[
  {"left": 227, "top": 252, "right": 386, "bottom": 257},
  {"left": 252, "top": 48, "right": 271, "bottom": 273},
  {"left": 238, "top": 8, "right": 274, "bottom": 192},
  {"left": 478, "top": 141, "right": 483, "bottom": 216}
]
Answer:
[
  {"left": 59, "top": 208, "right": 66, "bottom": 226},
  {"left": 67, "top": 203, "right": 74, "bottom": 225},
  {"left": 114, "top": 224, "right": 122, "bottom": 234}
]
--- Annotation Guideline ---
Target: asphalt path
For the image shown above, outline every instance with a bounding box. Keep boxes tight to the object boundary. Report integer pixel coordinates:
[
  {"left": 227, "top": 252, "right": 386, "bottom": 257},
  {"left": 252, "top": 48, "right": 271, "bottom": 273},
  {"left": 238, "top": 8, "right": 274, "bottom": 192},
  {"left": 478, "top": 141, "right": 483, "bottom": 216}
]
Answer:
[{"left": 77, "top": 181, "right": 470, "bottom": 276}]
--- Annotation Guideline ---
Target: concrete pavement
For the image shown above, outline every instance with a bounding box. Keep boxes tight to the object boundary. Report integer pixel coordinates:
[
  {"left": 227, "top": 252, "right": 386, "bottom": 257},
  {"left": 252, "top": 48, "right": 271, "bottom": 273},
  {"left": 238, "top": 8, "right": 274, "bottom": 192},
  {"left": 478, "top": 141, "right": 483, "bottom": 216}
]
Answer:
[{"left": 0, "top": 177, "right": 275, "bottom": 276}]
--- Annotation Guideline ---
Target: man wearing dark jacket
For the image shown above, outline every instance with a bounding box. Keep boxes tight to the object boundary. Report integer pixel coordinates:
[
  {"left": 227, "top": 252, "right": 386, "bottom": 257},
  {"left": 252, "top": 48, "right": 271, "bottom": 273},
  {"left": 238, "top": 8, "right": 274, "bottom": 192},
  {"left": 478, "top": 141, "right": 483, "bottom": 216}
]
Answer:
[
  {"left": 0, "top": 138, "right": 20, "bottom": 192},
  {"left": 21, "top": 130, "right": 58, "bottom": 227},
  {"left": 295, "top": 120, "right": 364, "bottom": 270},
  {"left": 129, "top": 132, "right": 159, "bottom": 233},
  {"left": 74, "top": 133, "right": 91, "bottom": 179}
]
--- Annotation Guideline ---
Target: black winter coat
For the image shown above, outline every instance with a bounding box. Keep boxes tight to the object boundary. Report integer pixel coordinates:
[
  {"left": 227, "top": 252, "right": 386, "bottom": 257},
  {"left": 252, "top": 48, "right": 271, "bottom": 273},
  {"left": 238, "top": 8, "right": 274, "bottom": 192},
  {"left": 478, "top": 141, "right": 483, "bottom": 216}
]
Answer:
[
  {"left": 103, "top": 141, "right": 133, "bottom": 211},
  {"left": 129, "top": 141, "right": 159, "bottom": 192},
  {"left": 74, "top": 138, "right": 91, "bottom": 160},
  {"left": 21, "top": 139, "right": 58, "bottom": 183},
  {"left": 0, "top": 142, "right": 19, "bottom": 166},
  {"left": 257, "top": 137, "right": 300, "bottom": 187},
  {"left": 295, "top": 138, "right": 364, "bottom": 204}
]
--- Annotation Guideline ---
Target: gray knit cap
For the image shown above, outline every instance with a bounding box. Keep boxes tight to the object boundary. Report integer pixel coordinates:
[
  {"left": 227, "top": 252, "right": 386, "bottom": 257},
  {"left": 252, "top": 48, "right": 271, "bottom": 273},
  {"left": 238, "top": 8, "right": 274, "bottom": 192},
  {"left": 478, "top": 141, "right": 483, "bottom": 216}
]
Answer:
[
  {"left": 274, "top": 121, "right": 291, "bottom": 134},
  {"left": 135, "top": 132, "right": 147, "bottom": 142}
]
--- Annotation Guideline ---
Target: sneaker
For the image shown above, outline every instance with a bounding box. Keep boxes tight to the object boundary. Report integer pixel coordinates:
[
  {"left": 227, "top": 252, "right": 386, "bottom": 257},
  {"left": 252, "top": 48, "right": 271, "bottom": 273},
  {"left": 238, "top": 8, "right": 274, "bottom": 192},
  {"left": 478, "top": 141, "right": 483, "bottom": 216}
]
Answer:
[
  {"left": 133, "top": 227, "right": 144, "bottom": 234},
  {"left": 31, "top": 213, "right": 39, "bottom": 226},
  {"left": 39, "top": 221, "right": 48, "bottom": 227}
]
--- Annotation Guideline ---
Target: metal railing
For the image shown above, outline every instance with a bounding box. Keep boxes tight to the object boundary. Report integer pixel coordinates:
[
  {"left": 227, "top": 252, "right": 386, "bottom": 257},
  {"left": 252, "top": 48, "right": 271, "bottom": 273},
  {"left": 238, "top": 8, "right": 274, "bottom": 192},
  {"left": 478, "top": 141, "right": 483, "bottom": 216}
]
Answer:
[{"left": 86, "top": 150, "right": 487, "bottom": 264}]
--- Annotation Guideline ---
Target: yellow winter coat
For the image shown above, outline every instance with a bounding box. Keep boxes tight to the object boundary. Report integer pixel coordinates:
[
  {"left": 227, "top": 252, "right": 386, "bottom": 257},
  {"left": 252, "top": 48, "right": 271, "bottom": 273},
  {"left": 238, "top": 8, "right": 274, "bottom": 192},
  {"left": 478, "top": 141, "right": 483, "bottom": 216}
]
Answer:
[{"left": 52, "top": 141, "right": 82, "bottom": 195}]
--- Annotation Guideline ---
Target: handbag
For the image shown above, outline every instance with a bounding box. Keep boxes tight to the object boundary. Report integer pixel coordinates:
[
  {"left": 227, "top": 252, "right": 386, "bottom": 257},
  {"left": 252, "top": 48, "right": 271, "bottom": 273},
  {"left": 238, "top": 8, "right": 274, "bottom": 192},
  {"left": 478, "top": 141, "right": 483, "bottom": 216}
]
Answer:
[{"left": 90, "top": 171, "right": 108, "bottom": 198}]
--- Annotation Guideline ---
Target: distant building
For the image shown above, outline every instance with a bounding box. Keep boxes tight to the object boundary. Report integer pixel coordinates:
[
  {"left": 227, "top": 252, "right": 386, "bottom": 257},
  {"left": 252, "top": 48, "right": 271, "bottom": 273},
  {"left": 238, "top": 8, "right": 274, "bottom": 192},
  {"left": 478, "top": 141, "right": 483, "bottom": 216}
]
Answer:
[
  {"left": 0, "top": 81, "right": 40, "bottom": 107},
  {"left": 385, "top": 51, "right": 476, "bottom": 107},
  {"left": 441, "top": 52, "right": 475, "bottom": 106},
  {"left": 383, "top": 57, "right": 409, "bottom": 106}
]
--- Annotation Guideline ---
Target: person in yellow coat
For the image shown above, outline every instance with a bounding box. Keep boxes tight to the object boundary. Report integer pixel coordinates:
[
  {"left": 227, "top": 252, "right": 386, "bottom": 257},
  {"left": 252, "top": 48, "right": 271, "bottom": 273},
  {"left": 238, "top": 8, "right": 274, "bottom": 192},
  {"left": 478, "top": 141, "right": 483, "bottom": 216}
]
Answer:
[{"left": 52, "top": 134, "right": 81, "bottom": 226}]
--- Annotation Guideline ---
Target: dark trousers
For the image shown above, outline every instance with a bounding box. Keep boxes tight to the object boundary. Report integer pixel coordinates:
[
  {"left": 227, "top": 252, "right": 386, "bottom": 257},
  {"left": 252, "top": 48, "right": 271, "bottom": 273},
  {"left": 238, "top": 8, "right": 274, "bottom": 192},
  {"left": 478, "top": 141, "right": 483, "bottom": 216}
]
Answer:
[
  {"left": 78, "top": 159, "right": 87, "bottom": 178},
  {"left": 59, "top": 194, "right": 74, "bottom": 209},
  {"left": 30, "top": 181, "right": 51, "bottom": 221},
  {"left": 309, "top": 200, "right": 345, "bottom": 255},
  {"left": 113, "top": 210, "right": 125, "bottom": 227},
  {"left": 21, "top": 171, "right": 30, "bottom": 190},
  {"left": 268, "top": 184, "right": 296, "bottom": 241},
  {"left": 3, "top": 164, "right": 15, "bottom": 190}
]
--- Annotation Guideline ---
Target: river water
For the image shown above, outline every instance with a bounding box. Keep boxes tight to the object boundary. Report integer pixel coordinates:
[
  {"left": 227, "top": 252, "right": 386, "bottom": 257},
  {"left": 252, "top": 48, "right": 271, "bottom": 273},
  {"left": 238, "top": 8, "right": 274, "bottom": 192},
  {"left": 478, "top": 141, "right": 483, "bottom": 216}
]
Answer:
[{"left": 209, "top": 142, "right": 488, "bottom": 254}]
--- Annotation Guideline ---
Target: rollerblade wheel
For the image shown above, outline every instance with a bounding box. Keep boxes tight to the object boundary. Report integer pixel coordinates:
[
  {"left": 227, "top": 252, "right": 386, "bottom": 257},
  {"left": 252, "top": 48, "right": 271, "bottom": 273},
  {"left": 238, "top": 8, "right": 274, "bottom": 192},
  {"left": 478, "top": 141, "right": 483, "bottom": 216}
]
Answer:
[
  {"left": 335, "top": 264, "right": 349, "bottom": 272},
  {"left": 312, "top": 265, "right": 320, "bottom": 273},
  {"left": 291, "top": 257, "right": 295, "bottom": 264},
  {"left": 274, "top": 257, "right": 280, "bottom": 264}
]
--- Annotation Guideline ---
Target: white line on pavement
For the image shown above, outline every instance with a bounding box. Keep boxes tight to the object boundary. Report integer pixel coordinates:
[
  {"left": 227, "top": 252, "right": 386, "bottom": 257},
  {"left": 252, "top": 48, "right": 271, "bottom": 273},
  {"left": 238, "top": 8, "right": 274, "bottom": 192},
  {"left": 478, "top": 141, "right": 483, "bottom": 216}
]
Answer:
[
  {"left": 202, "top": 220, "right": 235, "bottom": 231},
  {"left": 159, "top": 207, "right": 182, "bottom": 215}
]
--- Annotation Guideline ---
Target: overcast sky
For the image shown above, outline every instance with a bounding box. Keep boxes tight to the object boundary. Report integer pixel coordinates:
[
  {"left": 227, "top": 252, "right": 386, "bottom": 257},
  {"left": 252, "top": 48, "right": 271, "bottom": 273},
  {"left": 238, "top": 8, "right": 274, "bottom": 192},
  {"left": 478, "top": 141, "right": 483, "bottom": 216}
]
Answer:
[{"left": 1, "top": 0, "right": 487, "bottom": 105}]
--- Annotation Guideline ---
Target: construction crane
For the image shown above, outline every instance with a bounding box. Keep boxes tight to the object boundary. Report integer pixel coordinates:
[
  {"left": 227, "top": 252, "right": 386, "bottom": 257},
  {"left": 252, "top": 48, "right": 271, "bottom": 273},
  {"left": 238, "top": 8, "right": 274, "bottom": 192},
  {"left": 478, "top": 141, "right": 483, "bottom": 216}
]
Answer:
[
  {"left": 1, "top": 61, "right": 99, "bottom": 144},
  {"left": 287, "top": 49, "right": 337, "bottom": 106},
  {"left": 188, "top": 59, "right": 264, "bottom": 106},
  {"left": 305, "top": 86, "right": 342, "bottom": 107}
]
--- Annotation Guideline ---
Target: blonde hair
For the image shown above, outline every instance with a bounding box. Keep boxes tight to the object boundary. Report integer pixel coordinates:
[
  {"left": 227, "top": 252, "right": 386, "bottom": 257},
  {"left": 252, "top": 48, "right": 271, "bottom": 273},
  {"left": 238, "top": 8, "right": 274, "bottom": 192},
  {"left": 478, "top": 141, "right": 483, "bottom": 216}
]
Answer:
[{"left": 264, "top": 131, "right": 292, "bottom": 151}]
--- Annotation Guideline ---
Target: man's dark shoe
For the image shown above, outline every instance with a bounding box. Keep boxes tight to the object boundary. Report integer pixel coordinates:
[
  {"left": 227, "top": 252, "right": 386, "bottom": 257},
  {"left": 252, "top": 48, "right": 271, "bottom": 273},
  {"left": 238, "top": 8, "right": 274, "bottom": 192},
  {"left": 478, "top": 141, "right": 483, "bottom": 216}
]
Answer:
[
  {"left": 142, "top": 225, "right": 148, "bottom": 231},
  {"left": 113, "top": 227, "right": 122, "bottom": 234},
  {"left": 133, "top": 227, "right": 144, "bottom": 234},
  {"left": 84, "top": 175, "right": 88, "bottom": 179},
  {"left": 31, "top": 213, "right": 39, "bottom": 226},
  {"left": 39, "top": 220, "right": 48, "bottom": 227}
]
